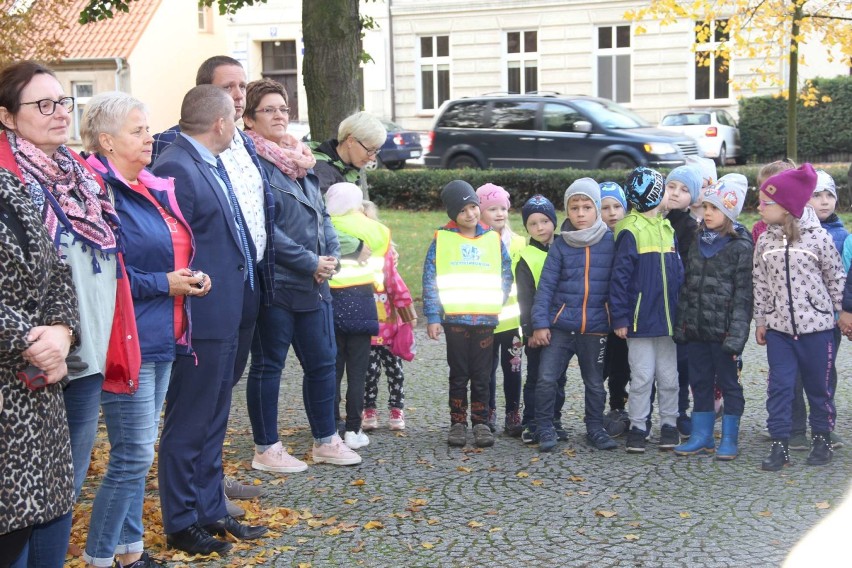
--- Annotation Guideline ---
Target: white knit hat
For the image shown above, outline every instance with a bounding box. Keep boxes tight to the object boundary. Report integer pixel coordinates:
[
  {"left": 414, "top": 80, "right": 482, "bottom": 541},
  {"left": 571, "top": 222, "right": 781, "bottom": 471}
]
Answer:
[{"left": 325, "top": 182, "right": 364, "bottom": 216}]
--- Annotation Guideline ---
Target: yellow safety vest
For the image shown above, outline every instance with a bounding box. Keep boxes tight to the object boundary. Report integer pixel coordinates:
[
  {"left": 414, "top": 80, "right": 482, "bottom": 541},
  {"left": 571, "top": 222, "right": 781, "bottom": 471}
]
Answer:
[
  {"left": 494, "top": 233, "right": 525, "bottom": 334},
  {"left": 436, "top": 229, "right": 503, "bottom": 316},
  {"left": 519, "top": 244, "right": 547, "bottom": 288},
  {"left": 330, "top": 213, "right": 391, "bottom": 290}
]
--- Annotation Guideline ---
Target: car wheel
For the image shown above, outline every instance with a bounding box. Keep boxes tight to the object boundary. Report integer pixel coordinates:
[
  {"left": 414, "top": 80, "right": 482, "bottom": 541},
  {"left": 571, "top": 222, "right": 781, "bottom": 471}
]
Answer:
[
  {"left": 600, "top": 155, "right": 637, "bottom": 170},
  {"left": 365, "top": 156, "right": 382, "bottom": 171},
  {"left": 384, "top": 160, "right": 405, "bottom": 171},
  {"left": 734, "top": 153, "right": 747, "bottom": 165},
  {"left": 715, "top": 144, "right": 727, "bottom": 167},
  {"left": 448, "top": 154, "right": 481, "bottom": 169}
]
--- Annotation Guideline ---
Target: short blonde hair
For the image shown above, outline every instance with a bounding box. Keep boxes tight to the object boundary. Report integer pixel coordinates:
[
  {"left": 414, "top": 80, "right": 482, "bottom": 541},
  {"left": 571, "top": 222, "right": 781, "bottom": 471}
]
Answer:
[
  {"left": 80, "top": 91, "right": 148, "bottom": 153},
  {"left": 757, "top": 159, "right": 796, "bottom": 189},
  {"left": 337, "top": 111, "right": 386, "bottom": 148}
]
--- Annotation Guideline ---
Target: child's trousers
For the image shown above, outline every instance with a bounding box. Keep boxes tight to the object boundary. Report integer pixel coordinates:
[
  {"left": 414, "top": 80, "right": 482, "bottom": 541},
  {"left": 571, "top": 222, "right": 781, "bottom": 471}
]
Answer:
[
  {"left": 522, "top": 344, "right": 566, "bottom": 427},
  {"left": 445, "top": 325, "right": 493, "bottom": 426},
  {"left": 489, "top": 329, "right": 523, "bottom": 415},
  {"left": 766, "top": 329, "right": 835, "bottom": 439},
  {"left": 603, "top": 332, "right": 630, "bottom": 410},
  {"left": 790, "top": 327, "right": 841, "bottom": 435},
  {"left": 335, "top": 333, "right": 371, "bottom": 433},
  {"left": 687, "top": 342, "right": 744, "bottom": 416},
  {"left": 364, "top": 346, "right": 405, "bottom": 410},
  {"left": 626, "top": 336, "right": 679, "bottom": 431},
  {"left": 536, "top": 330, "right": 607, "bottom": 433}
]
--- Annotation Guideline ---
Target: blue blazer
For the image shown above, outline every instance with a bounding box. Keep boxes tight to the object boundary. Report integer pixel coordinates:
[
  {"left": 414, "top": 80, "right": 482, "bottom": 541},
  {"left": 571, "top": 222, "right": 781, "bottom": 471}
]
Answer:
[{"left": 152, "top": 135, "right": 249, "bottom": 341}]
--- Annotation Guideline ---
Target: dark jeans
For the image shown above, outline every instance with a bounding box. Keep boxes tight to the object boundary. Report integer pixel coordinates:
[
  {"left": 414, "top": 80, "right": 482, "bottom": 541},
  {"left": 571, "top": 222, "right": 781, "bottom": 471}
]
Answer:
[
  {"left": 766, "top": 329, "right": 836, "bottom": 439},
  {"left": 1, "top": 526, "right": 32, "bottom": 568},
  {"left": 247, "top": 301, "right": 338, "bottom": 443},
  {"left": 522, "top": 344, "right": 566, "bottom": 426},
  {"left": 677, "top": 343, "right": 691, "bottom": 415},
  {"left": 536, "top": 330, "right": 607, "bottom": 433},
  {"left": 791, "top": 327, "right": 841, "bottom": 435},
  {"left": 488, "top": 329, "right": 523, "bottom": 414},
  {"left": 603, "top": 332, "right": 629, "bottom": 410},
  {"left": 446, "top": 325, "right": 493, "bottom": 426},
  {"left": 687, "top": 342, "right": 744, "bottom": 417},
  {"left": 335, "top": 333, "right": 371, "bottom": 432}
]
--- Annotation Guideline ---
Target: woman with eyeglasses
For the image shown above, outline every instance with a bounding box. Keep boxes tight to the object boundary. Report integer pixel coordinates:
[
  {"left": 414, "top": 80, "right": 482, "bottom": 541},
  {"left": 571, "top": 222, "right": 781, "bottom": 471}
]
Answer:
[
  {"left": 311, "top": 110, "right": 386, "bottom": 195},
  {"left": 0, "top": 61, "right": 121, "bottom": 567},
  {"left": 242, "top": 78, "right": 363, "bottom": 470},
  {"left": 77, "top": 91, "right": 206, "bottom": 568}
]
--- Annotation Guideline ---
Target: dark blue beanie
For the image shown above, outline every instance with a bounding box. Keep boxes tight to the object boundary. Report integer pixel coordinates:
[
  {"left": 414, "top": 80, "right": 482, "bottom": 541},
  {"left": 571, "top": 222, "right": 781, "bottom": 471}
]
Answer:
[{"left": 521, "top": 194, "right": 557, "bottom": 228}]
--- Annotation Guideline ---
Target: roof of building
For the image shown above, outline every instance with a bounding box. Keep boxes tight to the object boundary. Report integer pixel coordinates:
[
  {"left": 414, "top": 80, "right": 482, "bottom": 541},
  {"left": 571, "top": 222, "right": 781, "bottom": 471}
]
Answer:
[{"left": 53, "top": 0, "right": 162, "bottom": 60}]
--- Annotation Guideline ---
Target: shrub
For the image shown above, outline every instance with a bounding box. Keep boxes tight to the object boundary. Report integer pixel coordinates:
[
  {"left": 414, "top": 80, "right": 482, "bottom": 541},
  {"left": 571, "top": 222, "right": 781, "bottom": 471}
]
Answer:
[{"left": 367, "top": 164, "right": 851, "bottom": 212}]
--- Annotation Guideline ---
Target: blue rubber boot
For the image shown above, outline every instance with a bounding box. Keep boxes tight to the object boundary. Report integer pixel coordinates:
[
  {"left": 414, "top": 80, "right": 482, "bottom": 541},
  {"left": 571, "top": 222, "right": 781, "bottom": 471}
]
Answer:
[
  {"left": 716, "top": 414, "right": 740, "bottom": 461},
  {"left": 673, "top": 412, "right": 715, "bottom": 456}
]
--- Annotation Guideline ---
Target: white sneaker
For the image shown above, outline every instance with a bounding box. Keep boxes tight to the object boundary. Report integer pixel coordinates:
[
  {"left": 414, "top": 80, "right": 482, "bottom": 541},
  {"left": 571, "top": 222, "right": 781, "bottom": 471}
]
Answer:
[
  {"left": 252, "top": 441, "right": 308, "bottom": 473},
  {"left": 313, "top": 434, "right": 362, "bottom": 465},
  {"left": 344, "top": 430, "right": 370, "bottom": 449}
]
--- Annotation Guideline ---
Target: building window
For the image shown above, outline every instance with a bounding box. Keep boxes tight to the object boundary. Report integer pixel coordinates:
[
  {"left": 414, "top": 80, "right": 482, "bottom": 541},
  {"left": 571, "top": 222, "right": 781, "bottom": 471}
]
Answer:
[
  {"left": 198, "top": 6, "right": 213, "bottom": 33},
  {"left": 506, "top": 31, "right": 537, "bottom": 94},
  {"left": 261, "top": 40, "right": 299, "bottom": 118},
  {"left": 596, "top": 25, "right": 631, "bottom": 103},
  {"left": 71, "top": 82, "right": 93, "bottom": 141},
  {"left": 694, "top": 19, "right": 730, "bottom": 101},
  {"left": 419, "top": 35, "right": 450, "bottom": 111}
]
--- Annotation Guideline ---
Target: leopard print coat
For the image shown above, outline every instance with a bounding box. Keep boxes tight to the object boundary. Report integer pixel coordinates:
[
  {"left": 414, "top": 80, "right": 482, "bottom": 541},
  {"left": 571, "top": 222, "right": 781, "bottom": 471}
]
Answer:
[{"left": 0, "top": 168, "right": 80, "bottom": 535}]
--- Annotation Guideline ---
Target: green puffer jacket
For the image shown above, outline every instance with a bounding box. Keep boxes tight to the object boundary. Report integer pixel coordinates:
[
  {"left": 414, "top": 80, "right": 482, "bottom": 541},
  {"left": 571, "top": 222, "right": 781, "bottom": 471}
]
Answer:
[{"left": 673, "top": 224, "right": 754, "bottom": 354}]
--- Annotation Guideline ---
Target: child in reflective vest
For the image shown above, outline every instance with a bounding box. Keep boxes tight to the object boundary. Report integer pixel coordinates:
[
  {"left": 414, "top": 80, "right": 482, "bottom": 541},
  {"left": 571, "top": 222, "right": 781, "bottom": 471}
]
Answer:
[
  {"left": 476, "top": 183, "right": 526, "bottom": 436},
  {"left": 423, "top": 180, "right": 513, "bottom": 449}
]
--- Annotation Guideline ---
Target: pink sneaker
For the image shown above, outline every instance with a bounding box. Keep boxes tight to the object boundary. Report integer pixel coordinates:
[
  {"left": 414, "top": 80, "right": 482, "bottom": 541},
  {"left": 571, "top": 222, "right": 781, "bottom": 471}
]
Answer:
[
  {"left": 312, "top": 434, "right": 362, "bottom": 465},
  {"left": 389, "top": 408, "right": 406, "bottom": 431},
  {"left": 362, "top": 408, "right": 378, "bottom": 431},
  {"left": 252, "top": 441, "right": 308, "bottom": 473}
]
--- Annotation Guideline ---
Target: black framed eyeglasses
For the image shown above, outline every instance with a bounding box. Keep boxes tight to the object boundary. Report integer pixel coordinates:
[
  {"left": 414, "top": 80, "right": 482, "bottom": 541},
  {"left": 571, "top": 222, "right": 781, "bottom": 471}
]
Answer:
[
  {"left": 356, "top": 139, "right": 380, "bottom": 157},
  {"left": 20, "top": 96, "right": 75, "bottom": 116}
]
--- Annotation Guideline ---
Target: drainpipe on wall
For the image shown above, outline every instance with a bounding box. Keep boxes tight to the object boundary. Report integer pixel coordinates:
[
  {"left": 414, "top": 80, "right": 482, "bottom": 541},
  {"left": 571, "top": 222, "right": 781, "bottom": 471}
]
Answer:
[{"left": 387, "top": 0, "right": 396, "bottom": 121}]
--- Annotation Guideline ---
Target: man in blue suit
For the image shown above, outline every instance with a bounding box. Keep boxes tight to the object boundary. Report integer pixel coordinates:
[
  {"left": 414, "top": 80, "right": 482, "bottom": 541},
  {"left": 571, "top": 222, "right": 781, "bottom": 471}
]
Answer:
[
  {"left": 153, "top": 55, "right": 275, "bottom": 514},
  {"left": 152, "top": 85, "right": 267, "bottom": 555}
]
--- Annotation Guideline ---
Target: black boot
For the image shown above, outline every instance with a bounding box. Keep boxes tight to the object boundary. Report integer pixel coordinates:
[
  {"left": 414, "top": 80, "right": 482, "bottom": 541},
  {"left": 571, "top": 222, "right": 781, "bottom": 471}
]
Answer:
[
  {"left": 806, "top": 432, "right": 833, "bottom": 466},
  {"left": 761, "top": 439, "right": 790, "bottom": 471}
]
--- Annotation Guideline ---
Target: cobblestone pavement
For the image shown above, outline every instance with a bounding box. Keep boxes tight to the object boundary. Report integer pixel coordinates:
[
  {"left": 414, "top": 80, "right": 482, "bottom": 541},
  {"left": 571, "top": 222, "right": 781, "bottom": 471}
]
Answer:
[{"left": 193, "top": 325, "right": 851, "bottom": 567}]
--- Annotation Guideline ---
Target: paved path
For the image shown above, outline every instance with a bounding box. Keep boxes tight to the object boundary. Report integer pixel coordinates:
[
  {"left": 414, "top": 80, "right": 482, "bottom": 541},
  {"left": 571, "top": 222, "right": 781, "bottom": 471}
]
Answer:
[{"left": 78, "top": 325, "right": 852, "bottom": 567}]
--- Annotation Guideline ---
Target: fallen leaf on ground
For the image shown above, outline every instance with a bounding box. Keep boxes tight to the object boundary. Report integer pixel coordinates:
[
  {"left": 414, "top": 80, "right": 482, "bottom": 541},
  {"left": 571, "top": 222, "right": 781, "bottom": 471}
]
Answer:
[
  {"left": 457, "top": 466, "right": 472, "bottom": 473},
  {"left": 350, "top": 479, "right": 366, "bottom": 486},
  {"left": 467, "top": 521, "right": 484, "bottom": 528},
  {"left": 595, "top": 510, "right": 617, "bottom": 518},
  {"left": 624, "top": 534, "right": 640, "bottom": 541},
  {"left": 421, "top": 542, "right": 436, "bottom": 549},
  {"left": 344, "top": 499, "right": 358, "bottom": 505},
  {"left": 816, "top": 501, "right": 831, "bottom": 510},
  {"left": 516, "top": 471, "right": 529, "bottom": 478},
  {"left": 679, "top": 512, "right": 691, "bottom": 519},
  {"left": 568, "top": 475, "right": 584, "bottom": 482},
  {"left": 364, "top": 520, "right": 385, "bottom": 529},
  {"left": 758, "top": 511, "right": 772, "bottom": 517}
]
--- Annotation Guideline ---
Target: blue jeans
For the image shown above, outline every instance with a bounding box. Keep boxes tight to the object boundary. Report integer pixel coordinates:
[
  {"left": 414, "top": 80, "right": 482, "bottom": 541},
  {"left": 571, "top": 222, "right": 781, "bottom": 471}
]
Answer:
[
  {"left": 247, "top": 301, "right": 338, "bottom": 443},
  {"left": 522, "top": 344, "right": 566, "bottom": 427},
  {"left": 536, "top": 330, "right": 607, "bottom": 433},
  {"left": 20, "top": 373, "right": 103, "bottom": 566},
  {"left": 687, "top": 342, "right": 744, "bottom": 416},
  {"left": 83, "top": 361, "right": 171, "bottom": 566},
  {"left": 9, "top": 512, "right": 71, "bottom": 568}
]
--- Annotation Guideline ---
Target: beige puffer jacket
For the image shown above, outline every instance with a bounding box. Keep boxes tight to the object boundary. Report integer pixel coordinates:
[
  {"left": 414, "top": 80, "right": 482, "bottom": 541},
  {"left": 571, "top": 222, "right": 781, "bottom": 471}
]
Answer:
[{"left": 753, "top": 206, "right": 845, "bottom": 336}]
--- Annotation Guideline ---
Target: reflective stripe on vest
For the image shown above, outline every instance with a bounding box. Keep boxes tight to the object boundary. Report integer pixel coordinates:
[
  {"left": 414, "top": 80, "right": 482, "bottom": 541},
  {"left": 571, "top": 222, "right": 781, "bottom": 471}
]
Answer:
[
  {"left": 330, "top": 213, "right": 391, "bottom": 290},
  {"left": 494, "top": 233, "right": 526, "bottom": 333},
  {"left": 436, "top": 230, "right": 503, "bottom": 316},
  {"left": 520, "top": 245, "right": 547, "bottom": 288}
]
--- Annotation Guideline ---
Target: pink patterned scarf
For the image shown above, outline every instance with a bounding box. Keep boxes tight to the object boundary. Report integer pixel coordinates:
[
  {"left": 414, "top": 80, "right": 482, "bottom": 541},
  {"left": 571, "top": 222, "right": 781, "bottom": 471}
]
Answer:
[
  {"left": 9, "top": 131, "right": 120, "bottom": 269},
  {"left": 244, "top": 129, "right": 316, "bottom": 181}
]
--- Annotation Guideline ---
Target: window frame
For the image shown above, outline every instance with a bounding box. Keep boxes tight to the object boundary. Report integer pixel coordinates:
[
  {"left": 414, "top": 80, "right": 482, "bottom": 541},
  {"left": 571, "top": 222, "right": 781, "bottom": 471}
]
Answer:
[
  {"left": 71, "top": 81, "right": 94, "bottom": 142},
  {"left": 593, "top": 24, "right": 632, "bottom": 105},
  {"left": 692, "top": 18, "right": 732, "bottom": 104},
  {"left": 416, "top": 34, "right": 451, "bottom": 115},
  {"left": 503, "top": 30, "right": 539, "bottom": 94}
]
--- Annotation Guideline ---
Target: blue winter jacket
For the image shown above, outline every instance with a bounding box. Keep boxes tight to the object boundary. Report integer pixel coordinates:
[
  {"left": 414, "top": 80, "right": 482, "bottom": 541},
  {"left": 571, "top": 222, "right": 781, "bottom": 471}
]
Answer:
[
  {"left": 92, "top": 155, "right": 194, "bottom": 362},
  {"left": 609, "top": 211, "right": 683, "bottom": 337},
  {"left": 423, "top": 221, "right": 513, "bottom": 327},
  {"left": 532, "top": 229, "right": 615, "bottom": 334},
  {"left": 821, "top": 214, "right": 848, "bottom": 254}
]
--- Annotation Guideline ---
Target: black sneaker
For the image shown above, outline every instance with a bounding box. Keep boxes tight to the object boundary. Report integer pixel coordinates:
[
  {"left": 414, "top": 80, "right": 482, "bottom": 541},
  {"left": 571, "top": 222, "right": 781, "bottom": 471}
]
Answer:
[
  {"left": 658, "top": 425, "right": 680, "bottom": 450},
  {"left": 604, "top": 409, "right": 629, "bottom": 438},
  {"left": 113, "top": 552, "right": 165, "bottom": 568},
  {"left": 626, "top": 427, "right": 646, "bottom": 453},
  {"left": 538, "top": 428, "right": 558, "bottom": 453},
  {"left": 762, "top": 439, "right": 790, "bottom": 471},
  {"left": 521, "top": 425, "right": 538, "bottom": 444},
  {"left": 553, "top": 421, "right": 569, "bottom": 441},
  {"left": 806, "top": 433, "right": 833, "bottom": 466},
  {"left": 676, "top": 414, "right": 692, "bottom": 438},
  {"left": 587, "top": 429, "right": 618, "bottom": 450}
]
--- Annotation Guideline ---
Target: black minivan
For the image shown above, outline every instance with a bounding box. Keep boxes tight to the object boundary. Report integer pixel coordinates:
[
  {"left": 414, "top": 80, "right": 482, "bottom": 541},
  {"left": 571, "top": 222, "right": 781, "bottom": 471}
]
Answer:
[{"left": 424, "top": 94, "right": 698, "bottom": 170}]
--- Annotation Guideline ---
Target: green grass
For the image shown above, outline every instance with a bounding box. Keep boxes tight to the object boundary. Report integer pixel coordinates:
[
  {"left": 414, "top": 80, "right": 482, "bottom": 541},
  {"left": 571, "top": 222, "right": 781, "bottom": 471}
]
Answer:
[{"left": 379, "top": 208, "right": 852, "bottom": 303}]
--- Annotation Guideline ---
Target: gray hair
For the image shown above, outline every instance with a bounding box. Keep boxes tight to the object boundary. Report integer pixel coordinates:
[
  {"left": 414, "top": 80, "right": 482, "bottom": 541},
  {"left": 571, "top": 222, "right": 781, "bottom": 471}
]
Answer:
[
  {"left": 178, "top": 85, "right": 233, "bottom": 135},
  {"left": 80, "top": 91, "right": 148, "bottom": 153},
  {"left": 337, "top": 111, "right": 386, "bottom": 148}
]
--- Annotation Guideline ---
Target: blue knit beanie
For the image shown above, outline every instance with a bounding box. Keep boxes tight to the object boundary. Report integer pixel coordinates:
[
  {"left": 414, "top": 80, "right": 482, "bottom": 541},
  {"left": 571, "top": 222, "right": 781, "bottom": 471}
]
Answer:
[
  {"left": 665, "top": 165, "right": 703, "bottom": 205},
  {"left": 521, "top": 194, "right": 557, "bottom": 228},
  {"left": 599, "top": 181, "right": 627, "bottom": 211},
  {"left": 625, "top": 167, "right": 665, "bottom": 212}
]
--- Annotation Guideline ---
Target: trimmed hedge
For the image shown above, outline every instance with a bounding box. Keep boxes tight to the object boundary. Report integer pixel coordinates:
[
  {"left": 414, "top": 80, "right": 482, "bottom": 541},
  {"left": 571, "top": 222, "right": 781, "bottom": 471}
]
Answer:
[
  {"left": 367, "top": 164, "right": 852, "bottom": 212},
  {"left": 739, "top": 76, "right": 852, "bottom": 163}
]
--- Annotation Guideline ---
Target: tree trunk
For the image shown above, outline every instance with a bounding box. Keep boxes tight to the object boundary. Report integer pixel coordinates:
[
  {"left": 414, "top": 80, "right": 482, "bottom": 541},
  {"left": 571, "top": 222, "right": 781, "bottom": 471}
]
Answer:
[
  {"left": 786, "top": 3, "right": 802, "bottom": 162},
  {"left": 302, "top": 0, "right": 362, "bottom": 142}
]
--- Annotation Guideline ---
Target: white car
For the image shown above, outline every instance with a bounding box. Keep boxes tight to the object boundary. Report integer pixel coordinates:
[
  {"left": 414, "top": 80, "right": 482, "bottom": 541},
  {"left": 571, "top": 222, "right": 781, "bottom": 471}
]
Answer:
[{"left": 658, "top": 109, "right": 744, "bottom": 166}]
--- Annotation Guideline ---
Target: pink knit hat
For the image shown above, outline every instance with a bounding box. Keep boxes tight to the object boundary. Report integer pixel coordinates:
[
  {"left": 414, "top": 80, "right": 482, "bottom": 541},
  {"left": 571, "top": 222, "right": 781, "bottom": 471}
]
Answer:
[
  {"left": 476, "top": 183, "right": 511, "bottom": 210},
  {"left": 759, "top": 163, "right": 818, "bottom": 219}
]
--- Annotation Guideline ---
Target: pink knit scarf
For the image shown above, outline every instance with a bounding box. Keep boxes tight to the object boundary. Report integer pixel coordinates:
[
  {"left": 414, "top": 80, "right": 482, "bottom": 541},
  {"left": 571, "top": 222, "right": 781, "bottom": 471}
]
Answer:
[{"left": 244, "top": 129, "right": 316, "bottom": 180}]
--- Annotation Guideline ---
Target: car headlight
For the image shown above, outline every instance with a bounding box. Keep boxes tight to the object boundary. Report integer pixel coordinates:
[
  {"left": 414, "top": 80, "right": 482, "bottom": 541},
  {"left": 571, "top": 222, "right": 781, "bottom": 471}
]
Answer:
[{"left": 643, "top": 142, "right": 678, "bottom": 155}]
